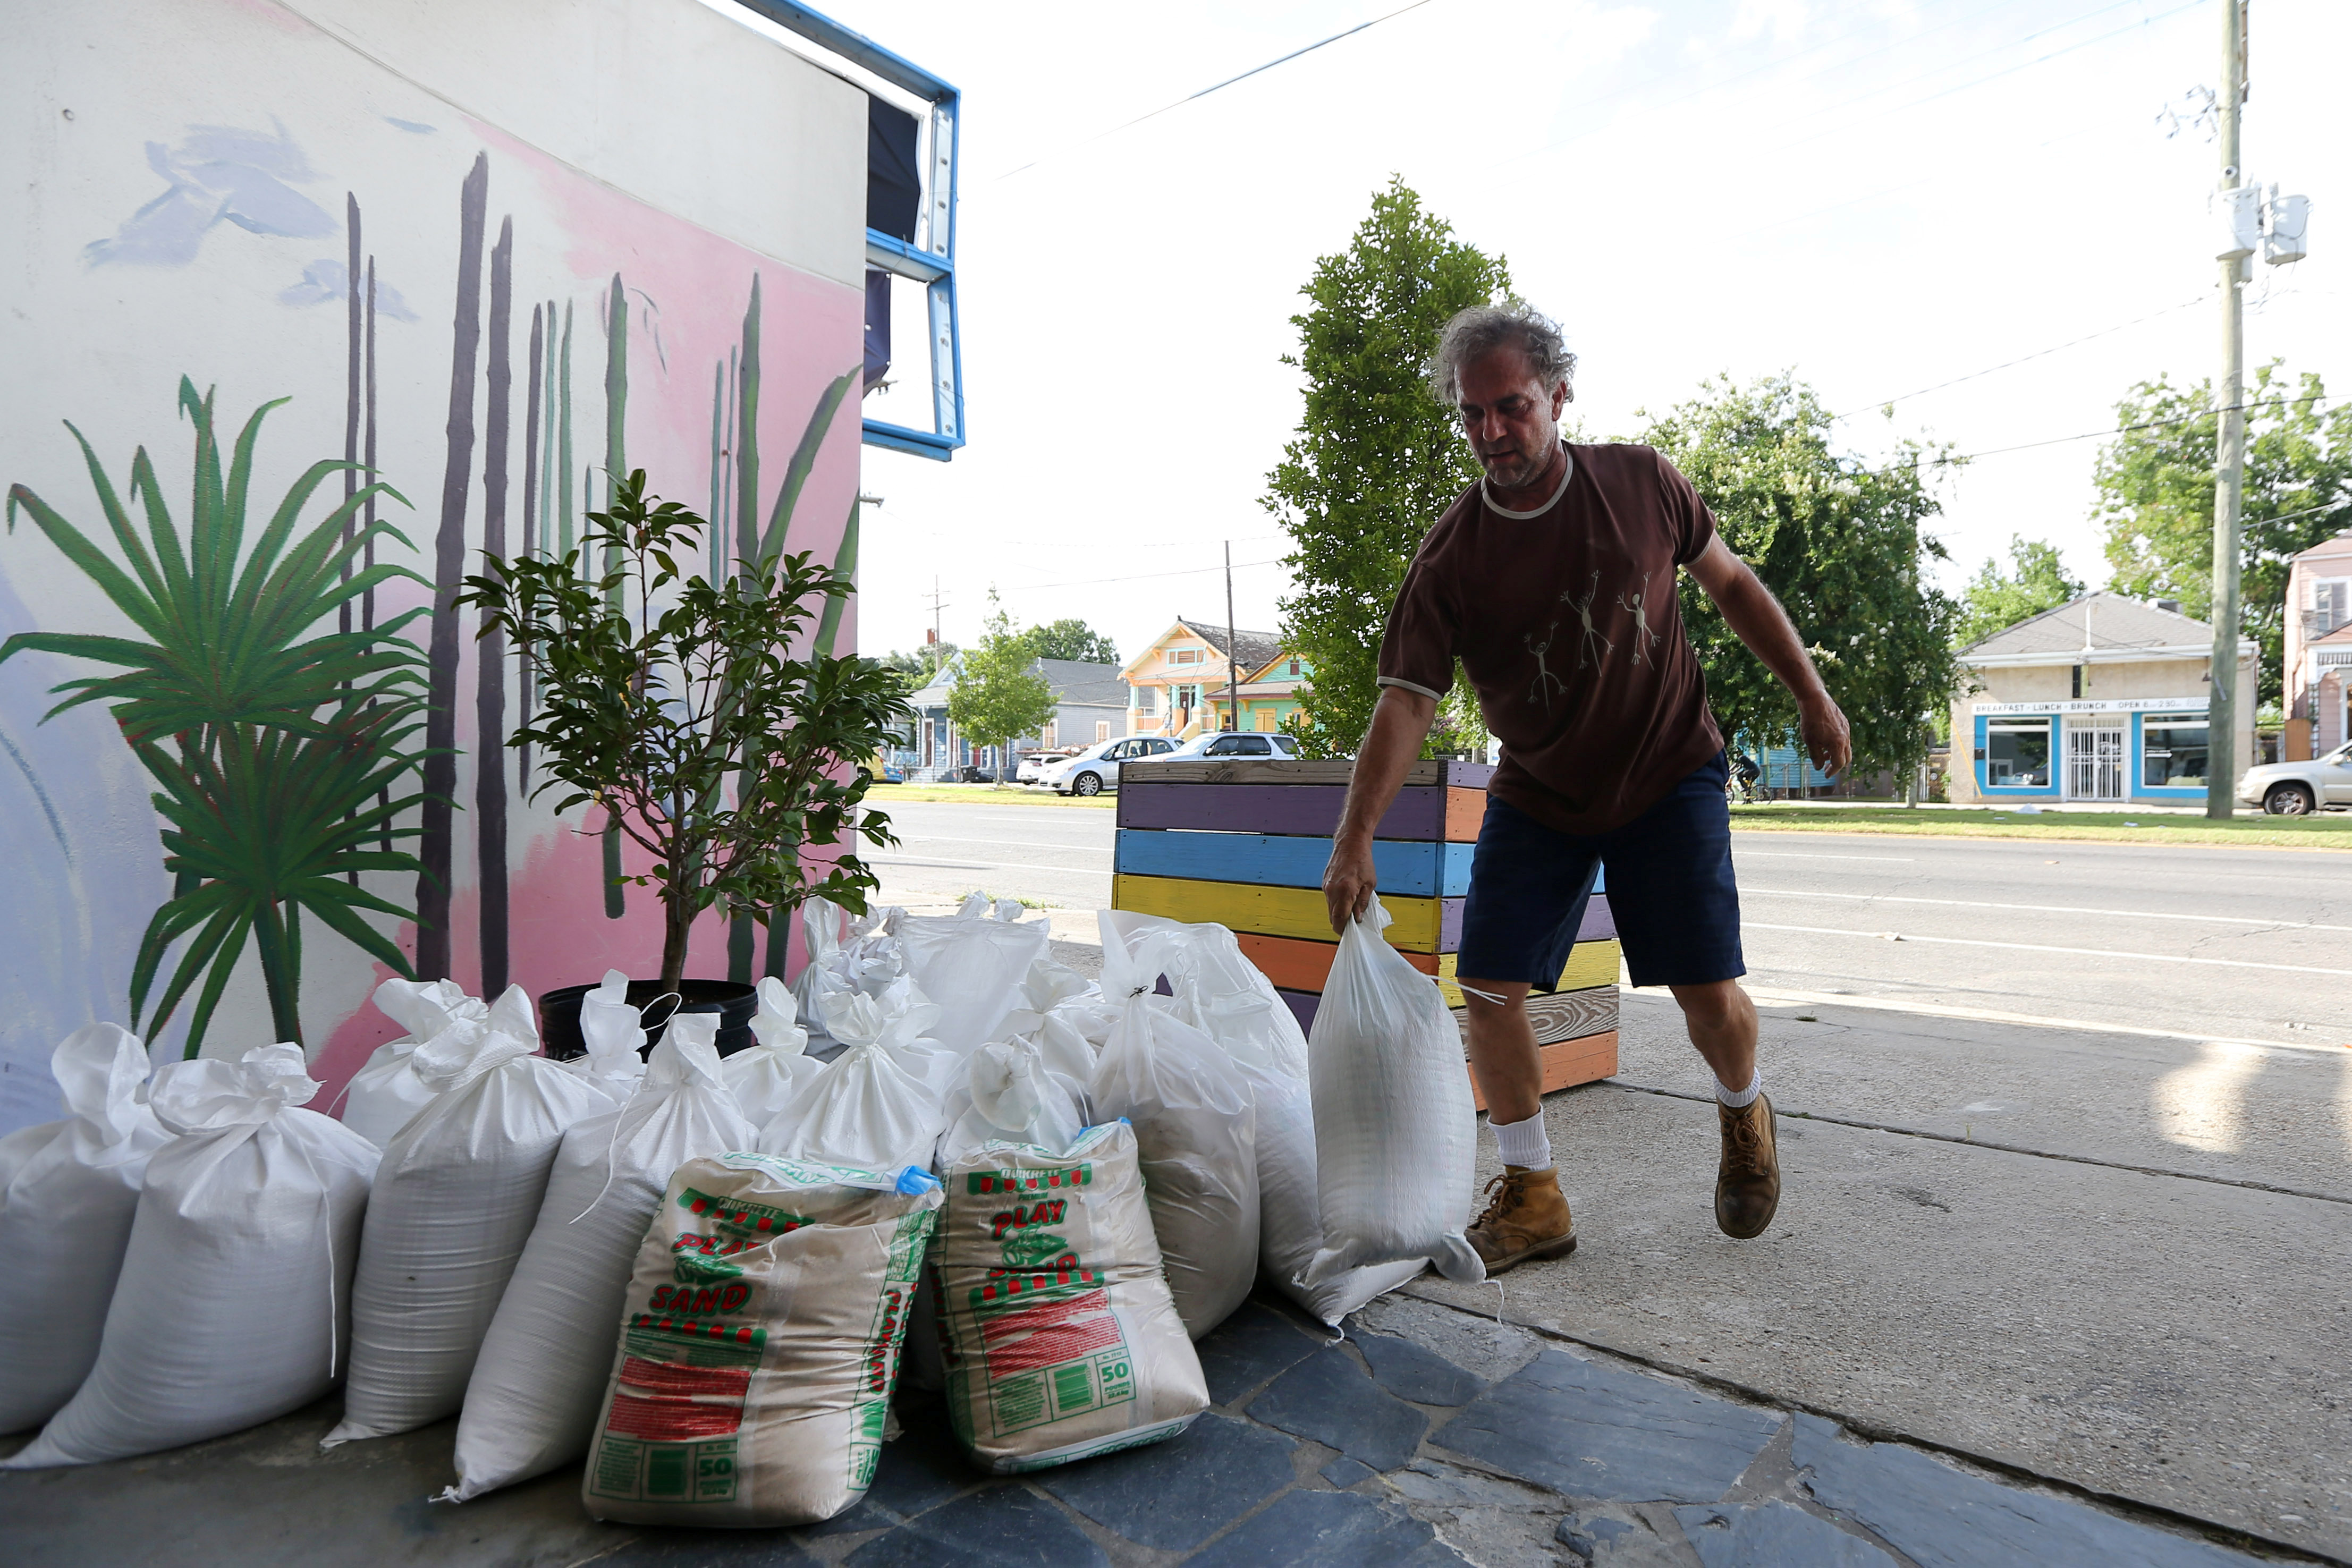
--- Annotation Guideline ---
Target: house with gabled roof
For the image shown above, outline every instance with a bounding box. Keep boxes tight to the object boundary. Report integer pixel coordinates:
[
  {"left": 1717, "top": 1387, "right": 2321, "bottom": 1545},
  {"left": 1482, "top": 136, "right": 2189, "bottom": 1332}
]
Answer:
[
  {"left": 1120, "top": 617, "right": 1299, "bottom": 741},
  {"left": 1948, "top": 592, "right": 2255, "bottom": 806},
  {"left": 901, "top": 655, "right": 1128, "bottom": 781}
]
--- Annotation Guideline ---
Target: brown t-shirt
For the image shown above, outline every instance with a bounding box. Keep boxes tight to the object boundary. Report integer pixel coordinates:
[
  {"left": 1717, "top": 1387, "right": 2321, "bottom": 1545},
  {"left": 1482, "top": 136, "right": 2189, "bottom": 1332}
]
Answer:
[{"left": 1376, "top": 442, "right": 1724, "bottom": 835}]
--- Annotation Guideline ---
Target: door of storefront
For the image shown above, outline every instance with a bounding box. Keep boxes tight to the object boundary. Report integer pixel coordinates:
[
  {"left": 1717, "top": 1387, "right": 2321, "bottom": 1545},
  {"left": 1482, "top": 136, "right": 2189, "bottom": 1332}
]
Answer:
[{"left": 2066, "top": 721, "right": 2125, "bottom": 800}]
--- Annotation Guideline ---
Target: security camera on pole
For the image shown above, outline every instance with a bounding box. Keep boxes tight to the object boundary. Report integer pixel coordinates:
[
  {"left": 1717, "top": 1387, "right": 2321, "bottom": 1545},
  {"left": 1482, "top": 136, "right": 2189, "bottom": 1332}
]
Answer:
[{"left": 2208, "top": 1, "right": 2312, "bottom": 819}]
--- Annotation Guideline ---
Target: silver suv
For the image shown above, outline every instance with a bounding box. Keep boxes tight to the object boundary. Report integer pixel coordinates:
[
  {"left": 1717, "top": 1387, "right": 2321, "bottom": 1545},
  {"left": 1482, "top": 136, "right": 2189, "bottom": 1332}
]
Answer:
[{"left": 1158, "top": 731, "right": 1301, "bottom": 763}]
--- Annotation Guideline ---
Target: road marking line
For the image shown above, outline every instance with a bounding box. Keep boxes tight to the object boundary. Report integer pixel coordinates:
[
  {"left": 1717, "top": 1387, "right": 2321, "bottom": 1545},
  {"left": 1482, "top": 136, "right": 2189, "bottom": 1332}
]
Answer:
[
  {"left": 872, "top": 855, "right": 1112, "bottom": 878},
  {"left": 1622, "top": 985, "right": 2349, "bottom": 1055},
  {"left": 896, "top": 834, "right": 1113, "bottom": 852},
  {"left": 1740, "top": 885, "right": 2352, "bottom": 933},
  {"left": 1733, "top": 850, "right": 1917, "bottom": 862},
  {"left": 1744, "top": 921, "right": 2352, "bottom": 977}
]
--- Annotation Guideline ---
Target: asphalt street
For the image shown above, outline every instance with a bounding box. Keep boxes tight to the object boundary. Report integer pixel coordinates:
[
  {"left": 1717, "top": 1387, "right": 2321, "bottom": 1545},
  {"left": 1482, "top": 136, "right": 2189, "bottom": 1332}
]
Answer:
[{"left": 867, "top": 791, "right": 2352, "bottom": 1050}]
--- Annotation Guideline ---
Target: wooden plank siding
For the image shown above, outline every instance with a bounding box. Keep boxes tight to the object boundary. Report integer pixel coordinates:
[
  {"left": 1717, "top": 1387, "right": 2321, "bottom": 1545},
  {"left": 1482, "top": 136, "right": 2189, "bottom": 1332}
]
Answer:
[
  {"left": 1119, "top": 758, "right": 1494, "bottom": 790},
  {"left": 1112, "top": 872, "right": 1461, "bottom": 952},
  {"left": 1114, "top": 828, "right": 1474, "bottom": 899},
  {"left": 1117, "top": 782, "right": 1490, "bottom": 842}
]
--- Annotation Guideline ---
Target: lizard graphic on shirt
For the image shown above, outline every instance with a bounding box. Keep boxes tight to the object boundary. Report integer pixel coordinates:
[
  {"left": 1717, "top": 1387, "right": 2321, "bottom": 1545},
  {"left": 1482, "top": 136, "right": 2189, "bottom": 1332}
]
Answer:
[
  {"left": 1617, "top": 572, "right": 1664, "bottom": 667},
  {"left": 1565, "top": 571, "right": 1614, "bottom": 672},
  {"left": 1524, "top": 622, "right": 1567, "bottom": 712}
]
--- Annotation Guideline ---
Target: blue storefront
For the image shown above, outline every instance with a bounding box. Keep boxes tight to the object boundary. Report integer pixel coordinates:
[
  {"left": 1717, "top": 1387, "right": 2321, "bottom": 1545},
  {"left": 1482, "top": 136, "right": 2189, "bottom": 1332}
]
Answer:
[{"left": 1969, "top": 698, "right": 2212, "bottom": 804}]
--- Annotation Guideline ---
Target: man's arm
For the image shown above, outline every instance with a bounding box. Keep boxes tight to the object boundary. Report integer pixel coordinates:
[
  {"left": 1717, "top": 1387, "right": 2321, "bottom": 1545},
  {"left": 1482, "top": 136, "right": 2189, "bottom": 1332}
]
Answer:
[
  {"left": 1685, "top": 536, "right": 1852, "bottom": 776},
  {"left": 1323, "top": 685, "right": 1439, "bottom": 931}
]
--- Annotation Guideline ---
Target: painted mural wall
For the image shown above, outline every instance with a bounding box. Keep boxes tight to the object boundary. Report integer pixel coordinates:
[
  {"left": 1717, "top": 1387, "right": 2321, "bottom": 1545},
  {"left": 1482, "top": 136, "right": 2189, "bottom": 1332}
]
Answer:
[{"left": 1, "top": 0, "right": 870, "bottom": 1134}]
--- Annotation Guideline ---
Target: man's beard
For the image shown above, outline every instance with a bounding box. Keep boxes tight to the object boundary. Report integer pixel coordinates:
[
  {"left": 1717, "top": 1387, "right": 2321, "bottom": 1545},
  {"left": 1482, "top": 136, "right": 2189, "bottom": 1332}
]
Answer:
[{"left": 1477, "top": 434, "right": 1553, "bottom": 490}]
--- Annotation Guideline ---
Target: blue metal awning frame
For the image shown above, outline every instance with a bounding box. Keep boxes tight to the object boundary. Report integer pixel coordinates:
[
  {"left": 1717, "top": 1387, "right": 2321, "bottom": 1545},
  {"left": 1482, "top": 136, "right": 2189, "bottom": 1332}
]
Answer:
[{"left": 733, "top": 1, "right": 966, "bottom": 461}]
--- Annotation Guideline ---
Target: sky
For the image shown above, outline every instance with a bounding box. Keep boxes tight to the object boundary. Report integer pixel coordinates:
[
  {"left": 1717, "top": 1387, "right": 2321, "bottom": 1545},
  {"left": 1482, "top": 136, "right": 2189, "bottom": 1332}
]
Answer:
[{"left": 737, "top": 0, "right": 2349, "bottom": 668}]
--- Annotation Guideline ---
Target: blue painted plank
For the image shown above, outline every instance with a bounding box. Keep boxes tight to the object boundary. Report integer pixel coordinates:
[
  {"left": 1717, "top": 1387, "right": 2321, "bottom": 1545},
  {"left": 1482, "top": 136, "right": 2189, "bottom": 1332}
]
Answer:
[{"left": 1115, "top": 829, "right": 1472, "bottom": 898}]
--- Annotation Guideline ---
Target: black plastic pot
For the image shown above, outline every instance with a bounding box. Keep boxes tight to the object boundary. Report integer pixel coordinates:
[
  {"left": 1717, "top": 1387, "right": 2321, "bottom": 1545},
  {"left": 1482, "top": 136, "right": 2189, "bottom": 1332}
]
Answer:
[{"left": 537, "top": 978, "right": 759, "bottom": 1061}]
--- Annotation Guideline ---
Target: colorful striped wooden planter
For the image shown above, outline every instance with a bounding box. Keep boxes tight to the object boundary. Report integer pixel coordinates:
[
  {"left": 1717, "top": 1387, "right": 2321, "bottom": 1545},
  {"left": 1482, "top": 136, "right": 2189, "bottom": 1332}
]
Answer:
[{"left": 1114, "top": 757, "right": 1618, "bottom": 1109}]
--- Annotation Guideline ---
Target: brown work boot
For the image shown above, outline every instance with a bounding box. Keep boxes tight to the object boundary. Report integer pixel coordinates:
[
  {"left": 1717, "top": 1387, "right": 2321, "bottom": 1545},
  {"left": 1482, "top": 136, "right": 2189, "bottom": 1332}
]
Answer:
[
  {"left": 1467, "top": 1166, "right": 1577, "bottom": 1274},
  {"left": 1715, "top": 1094, "right": 1780, "bottom": 1239}
]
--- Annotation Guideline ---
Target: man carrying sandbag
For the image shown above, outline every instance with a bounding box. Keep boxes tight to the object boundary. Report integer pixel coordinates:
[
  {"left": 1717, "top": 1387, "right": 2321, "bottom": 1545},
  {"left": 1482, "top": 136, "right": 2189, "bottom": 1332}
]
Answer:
[{"left": 1323, "top": 303, "right": 1850, "bottom": 1273}]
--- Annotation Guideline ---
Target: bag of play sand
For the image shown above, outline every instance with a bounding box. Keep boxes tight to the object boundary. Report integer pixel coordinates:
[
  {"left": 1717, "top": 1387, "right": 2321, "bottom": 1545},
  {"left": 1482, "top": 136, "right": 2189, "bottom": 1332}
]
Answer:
[
  {"left": 580, "top": 1154, "right": 941, "bottom": 1527},
  {"left": 934, "top": 1120, "right": 1207, "bottom": 1474},
  {"left": 0, "top": 1024, "right": 170, "bottom": 1434}
]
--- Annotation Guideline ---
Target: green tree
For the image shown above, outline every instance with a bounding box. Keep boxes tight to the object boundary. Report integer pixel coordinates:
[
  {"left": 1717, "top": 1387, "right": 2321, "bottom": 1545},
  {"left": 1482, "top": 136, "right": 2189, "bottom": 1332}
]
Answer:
[
  {"left": 1021, "top": 618, "right": 1119, "bottom": 665},
  {"left": 1642, "top": 374, "right": 1958, "bottom": 781},
  {"left": 947, "top": 595, "right": 1058, "bottom": 786},
  {"left": 2095, "top": 361, "right": 2352, "bottom": 707},
  {"left": 880, "top": 642, "right": 958, "bottom": 683},
  {"left": 1264, "top": 177, "right": 1511, "bottom": 757},
  {"left": 1953, "top": 536, "right": 2084, "bottom": 648}
]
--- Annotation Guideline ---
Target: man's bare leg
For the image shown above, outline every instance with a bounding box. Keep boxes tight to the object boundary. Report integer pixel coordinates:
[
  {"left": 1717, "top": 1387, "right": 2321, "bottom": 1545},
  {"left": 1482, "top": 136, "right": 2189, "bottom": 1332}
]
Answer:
[
  {"left": 1459, "top": 978, "right": 1541, "bottom": 1124},
  {"left": 1458, "top": 978, "right": 1576, "bottom": 1270},
  {"left": 1668, "top": 978, "right": 1756, "bottom": 1091},
  {"left": 1670, "top": 978, "right": 1779, "bottom": 1238}
]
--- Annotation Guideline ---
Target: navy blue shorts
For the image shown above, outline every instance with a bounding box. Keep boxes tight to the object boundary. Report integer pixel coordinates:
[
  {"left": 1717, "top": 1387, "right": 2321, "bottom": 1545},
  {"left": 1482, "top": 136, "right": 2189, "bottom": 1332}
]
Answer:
[{"left": 1456, "top": 752, "right": 1744, "bottom": 992}]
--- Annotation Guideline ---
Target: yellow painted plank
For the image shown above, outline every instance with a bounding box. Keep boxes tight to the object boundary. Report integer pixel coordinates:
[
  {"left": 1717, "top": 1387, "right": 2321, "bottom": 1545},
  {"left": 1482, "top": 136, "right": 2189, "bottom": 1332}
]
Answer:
[
  {"left": 1435, "top": 945, "right": 1620, "bottom": 1008},
  {"left": 1113, "top": 872, "right": 1446, "bottom": 952}
]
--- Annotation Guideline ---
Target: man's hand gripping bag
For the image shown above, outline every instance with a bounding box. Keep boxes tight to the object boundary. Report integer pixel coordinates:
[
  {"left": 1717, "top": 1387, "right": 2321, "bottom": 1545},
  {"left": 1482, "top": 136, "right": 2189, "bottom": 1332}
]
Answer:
[
  {"left": 581, "top": 1155, "right": 941, "bottom": 1527},
  {"left": 1304, "top": 903, "right": 1484, "bottom": 1286},
  {"left": 934, "top": 1121, "right": 1208, "bottom": 1474}
]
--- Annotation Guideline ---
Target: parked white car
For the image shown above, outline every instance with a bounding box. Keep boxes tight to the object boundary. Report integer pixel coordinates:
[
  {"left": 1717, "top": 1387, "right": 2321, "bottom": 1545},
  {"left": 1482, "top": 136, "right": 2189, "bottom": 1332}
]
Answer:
[
  {"left": 2236, "top": 742, "right": 2352, "bottom": 814},
  {"left": 1016, "top": 748, "right": 1077, "bottom": 785},
  {"left": 1043, "top": 735, "right": 1178, "bottom": 796},
  {"left": 1156, "top": 731, "right": 1302, "bottom": 764}
]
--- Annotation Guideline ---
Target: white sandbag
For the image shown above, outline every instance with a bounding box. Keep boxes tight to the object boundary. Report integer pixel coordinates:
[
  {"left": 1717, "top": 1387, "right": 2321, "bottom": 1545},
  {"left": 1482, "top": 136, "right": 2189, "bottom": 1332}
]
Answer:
[
  {"left": 0, "top": 1024, "right": 170, "bottom": 1434},
  {"left": 721, "top": 977, "right": 822, "bottom": 1128},
  {"left": 1305, "top": 904, "right": 1483, "bottom": 1286},
  {"left": 325, "top": 985, "right": 608, "bottom": 1447},
  {"left": 793, "top": 897, "right": 907, "bottom": 1044},
  {"left": 4, "top": 1045, "right": 378, "bottom": 1468},
  {"left": 1088, "top": 916, "right": 1259, "bottom": 1340},
  {"left": 1111, "top": 909, "right": 1310, "bottom": 1082},
  {"left": 561, "top": 969, "right": 649, "bottom": 1105},
  {"left": 935, "top": 1121, "right": 1207, "bottom": 1472},
  {"left": 581, "top": 1152, "right": 941, "bottom": 1526},
  {"left": 937, "top": 1036, "right": 1086, "bottom": 1170},
  {"left": 444, "top": 1014, "right": 756, "bottom": 1502},
  {"left": 1132, "top": 915, "right": 1426, "bottom": 1326},
  {"left": 757, "top": 984, "right": 952, "bottom": 1171},
  {"left": 896, "top": 904, "right": 1050, "bottom": 1053},
  {"left": 339, "top": 978, "right": 487, "bottom": 1148}
]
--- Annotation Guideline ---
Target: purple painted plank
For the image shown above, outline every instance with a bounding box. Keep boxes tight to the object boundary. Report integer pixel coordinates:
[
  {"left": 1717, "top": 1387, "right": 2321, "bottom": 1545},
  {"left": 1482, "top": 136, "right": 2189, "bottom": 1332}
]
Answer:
[
  {"left": 1441, "top": 897, "right": 1462, "bottom": 951},
  {"left": 1277, "top": 987, "right": 1319, "bottom": 1036},
  {"left": 1119, "top": 782, "right": 1446, "bottom": 840},
  {"left": 1579, "top": 893, "right": 1615, "bottom": 943}
]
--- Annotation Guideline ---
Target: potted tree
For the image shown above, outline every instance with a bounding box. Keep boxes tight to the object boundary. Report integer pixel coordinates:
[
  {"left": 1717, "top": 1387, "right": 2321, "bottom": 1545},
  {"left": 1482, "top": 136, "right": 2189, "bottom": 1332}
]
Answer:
[{"left": 462, "top": 470, "right": 911, "bottom": 1054}]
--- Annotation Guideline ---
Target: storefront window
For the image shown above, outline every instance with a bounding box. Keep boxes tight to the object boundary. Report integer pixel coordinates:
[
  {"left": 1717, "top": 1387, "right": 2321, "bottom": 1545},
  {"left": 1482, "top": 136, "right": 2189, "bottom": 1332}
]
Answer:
[
  {"left": 1984, "top": 719, "right": 2051, "bottom": 787},
  {"left": 2142, "top": 712, "right": 2208, "bottom": 787}
]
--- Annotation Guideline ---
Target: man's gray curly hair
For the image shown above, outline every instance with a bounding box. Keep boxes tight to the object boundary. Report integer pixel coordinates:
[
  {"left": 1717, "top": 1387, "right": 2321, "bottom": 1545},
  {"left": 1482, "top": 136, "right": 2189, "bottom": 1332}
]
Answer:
[{"left": 1427, "top": 303, "right": 1577, "bottom": 405}]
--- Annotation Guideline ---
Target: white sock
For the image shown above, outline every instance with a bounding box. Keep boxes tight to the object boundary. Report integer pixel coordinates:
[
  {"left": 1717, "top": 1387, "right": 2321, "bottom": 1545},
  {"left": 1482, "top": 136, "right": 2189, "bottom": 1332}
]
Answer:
[
  {"left": 1492, "top": 1112, "right": 1553, "bottom": 1171},
  {"left": 1715, "top": 1069, "right": 1762, "bottom": 1109}
]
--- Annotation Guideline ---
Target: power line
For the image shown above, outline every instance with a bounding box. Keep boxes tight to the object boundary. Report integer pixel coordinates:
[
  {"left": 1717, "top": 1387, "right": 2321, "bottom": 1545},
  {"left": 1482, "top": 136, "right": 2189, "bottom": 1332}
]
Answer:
[
  {"left": 1858, "top": 393, "right": 2335, "bottom": 477},
  {"left": 992, "top": 0, "right": 1438, "bottom": 181},
  {"left": 999, "top": 555, "right": 1288, "bottom": 595},
  {"left": 1831, "top": 298, "right": 2207, "bottom": 421}
]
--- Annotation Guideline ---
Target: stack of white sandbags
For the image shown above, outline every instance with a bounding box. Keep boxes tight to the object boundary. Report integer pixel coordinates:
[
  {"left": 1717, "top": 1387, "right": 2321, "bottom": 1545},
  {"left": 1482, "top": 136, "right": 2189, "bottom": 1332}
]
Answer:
[
  {"left": 793, "top": 897, "right": 910, "bottom": 1047},
  {"left": 0, "top": 1024, "right": 170, "bottom": 1435},
  {"left": 5, "top": 1044, "right": 379, "bottom": 1468},
  {"left": 324, "top": 986, "right": 607, "bottom": 1447},
  {"left": 443, "top": 1013, "right": 755, "bottom": 1502}
]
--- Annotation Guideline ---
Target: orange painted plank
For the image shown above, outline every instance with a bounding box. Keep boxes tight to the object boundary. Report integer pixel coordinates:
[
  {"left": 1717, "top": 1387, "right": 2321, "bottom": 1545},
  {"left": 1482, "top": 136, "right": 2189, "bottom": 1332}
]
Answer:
[
  {"left": 1467, "top": 1031, "right": 1618, "bottom": 1114},
  {"left": 1444, "top": 785, "right": 1487, "bottom": 843}
]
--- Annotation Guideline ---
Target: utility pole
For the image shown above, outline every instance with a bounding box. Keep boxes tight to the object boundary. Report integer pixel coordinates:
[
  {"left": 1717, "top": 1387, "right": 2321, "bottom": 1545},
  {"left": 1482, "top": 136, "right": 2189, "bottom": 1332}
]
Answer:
[
  {"left": 2206, "top": 0, "right": 2248, "bottom": 820},
  {"left": 1224, "top": 540, "right": 1241, "bottom": 733}
]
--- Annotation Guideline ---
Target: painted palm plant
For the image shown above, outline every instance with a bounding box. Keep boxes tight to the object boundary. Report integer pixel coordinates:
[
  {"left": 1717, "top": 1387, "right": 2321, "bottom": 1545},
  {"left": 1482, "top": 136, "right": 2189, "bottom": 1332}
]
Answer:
[{"left": 3, "top": 377, "right": 431, "bottom": 1053}]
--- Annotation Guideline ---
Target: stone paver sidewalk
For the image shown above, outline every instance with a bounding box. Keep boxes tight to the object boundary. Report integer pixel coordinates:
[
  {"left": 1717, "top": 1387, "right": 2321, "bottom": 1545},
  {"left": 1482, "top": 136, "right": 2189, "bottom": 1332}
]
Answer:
[{"left": 0, "top": 1284, "right": 2296, "bottom": 1567}]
